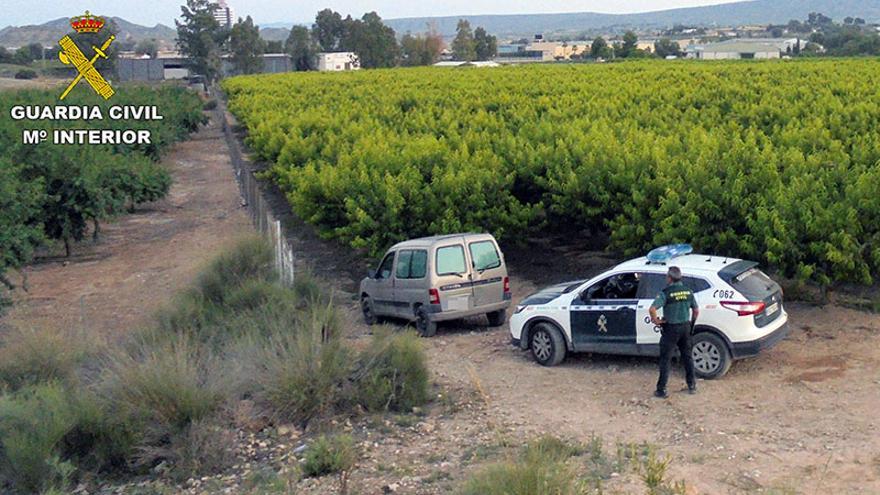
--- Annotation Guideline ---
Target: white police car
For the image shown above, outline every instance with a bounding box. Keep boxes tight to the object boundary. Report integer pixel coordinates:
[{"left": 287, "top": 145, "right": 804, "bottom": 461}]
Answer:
[{"left": 509, "top": 245, "right": 788, "bottom": 379}]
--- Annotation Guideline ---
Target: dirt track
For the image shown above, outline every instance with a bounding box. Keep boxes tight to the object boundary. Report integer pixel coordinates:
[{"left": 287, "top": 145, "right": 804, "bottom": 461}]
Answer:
[
  {"left": 4, "top": 112, "right": 250, "bottom": 336},
  {"left": 6, "top": 105, "right": 880, "bottom": 494}
]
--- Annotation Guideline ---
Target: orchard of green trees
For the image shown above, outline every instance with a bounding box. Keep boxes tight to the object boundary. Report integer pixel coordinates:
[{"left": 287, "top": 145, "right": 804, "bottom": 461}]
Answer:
[
  {"left": 224, "top": 60, "right": 880, "bottom": 289},
  {"left": 0, "top": 86, "right": 205, "bottom": 309}
]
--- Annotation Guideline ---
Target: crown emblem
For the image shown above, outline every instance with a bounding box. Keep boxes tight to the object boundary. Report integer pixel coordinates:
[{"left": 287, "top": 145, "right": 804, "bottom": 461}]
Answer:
[{"left": 70, "top": 11, "right": 105, "bottom": 34}]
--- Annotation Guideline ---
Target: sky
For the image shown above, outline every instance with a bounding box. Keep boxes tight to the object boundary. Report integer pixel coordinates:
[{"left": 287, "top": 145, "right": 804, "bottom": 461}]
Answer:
[{"left": 4, "top": 0, "right": 740, "bottom": 27}]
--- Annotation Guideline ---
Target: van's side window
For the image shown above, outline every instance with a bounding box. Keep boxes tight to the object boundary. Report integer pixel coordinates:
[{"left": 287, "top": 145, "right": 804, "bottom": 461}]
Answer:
[
  {"left": 436, "top": 245, "right": 466, "bottom": 276},
  {"left": 410, "top": 250, "right": 427, "bottom": 278},
  {"left": 377, "top": 252, "right": 395, "bottom": 279},
  {"left": 396, "top": 250, "right": 428, "bottom": 279},
  {"left": 469, "top": 241, "right": 501, "bottom": 271},
  {"left": 396, "top": 251, "right": 413, "bottom": 279}
]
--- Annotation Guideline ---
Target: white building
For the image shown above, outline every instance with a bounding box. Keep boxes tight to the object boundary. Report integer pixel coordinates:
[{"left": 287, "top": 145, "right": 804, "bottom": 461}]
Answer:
[
  {"left": 317, "top": 52, "right": 360, "bottom": 71},
  {"left": 693, "top": 39, "right": 784, "bottom": 60},
  {"left": 213, "top": 0, "right": 234, "bottom": 29}
]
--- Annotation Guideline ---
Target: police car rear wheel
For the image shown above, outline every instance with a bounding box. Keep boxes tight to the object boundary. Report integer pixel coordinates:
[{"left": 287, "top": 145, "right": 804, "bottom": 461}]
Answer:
[
  {"left": 530, "top": 323, "right": 566, "bottom": 367},
  {"left": 692, "top": 333, "right": 731, "bottom": 379}
]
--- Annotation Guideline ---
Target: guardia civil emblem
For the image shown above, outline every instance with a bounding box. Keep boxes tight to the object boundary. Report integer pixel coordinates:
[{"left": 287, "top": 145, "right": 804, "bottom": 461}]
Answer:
[
  {"left": 58, "top": 11, "right": 115, "bottom": 100},
  {"left": 597, "top": 314, "right": 608, "bottom": 333}
]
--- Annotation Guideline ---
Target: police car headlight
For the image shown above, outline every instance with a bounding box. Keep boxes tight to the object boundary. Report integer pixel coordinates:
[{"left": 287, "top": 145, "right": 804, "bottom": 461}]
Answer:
[{"left": 514, "top": 304, "right": 528, "bottom": 314}]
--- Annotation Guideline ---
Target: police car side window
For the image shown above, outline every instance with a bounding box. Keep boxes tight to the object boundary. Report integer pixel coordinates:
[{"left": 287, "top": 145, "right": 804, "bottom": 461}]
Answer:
[
  {"left": 636, "top": 273, "right": 667, "bottom": 299},
  {"left": 683, "top": 277, "right": 711, "bottom": 293}
]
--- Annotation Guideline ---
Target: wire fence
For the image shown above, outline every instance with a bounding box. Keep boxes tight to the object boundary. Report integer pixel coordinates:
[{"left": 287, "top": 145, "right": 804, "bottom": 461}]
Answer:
[{"left": 217, "top": 98, "right": 295, "bottom": 287}]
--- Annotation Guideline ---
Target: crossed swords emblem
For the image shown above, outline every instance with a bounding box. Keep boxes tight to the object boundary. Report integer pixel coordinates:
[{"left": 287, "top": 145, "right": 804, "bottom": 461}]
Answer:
[{"left": 58, "top": 34, "right": 116, "bottom": 100}]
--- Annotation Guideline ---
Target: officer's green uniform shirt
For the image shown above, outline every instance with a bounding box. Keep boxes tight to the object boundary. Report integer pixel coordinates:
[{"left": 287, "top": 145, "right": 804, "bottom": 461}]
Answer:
[{"left": 651, "top": 281, "right": 698, "bottom": 324}]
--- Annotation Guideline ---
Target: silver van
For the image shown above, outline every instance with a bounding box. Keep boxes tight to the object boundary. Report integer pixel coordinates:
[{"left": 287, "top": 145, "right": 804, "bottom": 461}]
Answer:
[{"left": 360, "top": 233, "right": 511, "bottom": 336}]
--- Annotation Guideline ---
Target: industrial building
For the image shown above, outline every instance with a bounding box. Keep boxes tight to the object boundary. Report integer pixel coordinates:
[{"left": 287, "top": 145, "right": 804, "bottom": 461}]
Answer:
[
  {"left": 688, "top": 39, "right": 812, "bottom": 60},
  {"left": 117, "top": 53, "right": 294, "bottom": 82}
]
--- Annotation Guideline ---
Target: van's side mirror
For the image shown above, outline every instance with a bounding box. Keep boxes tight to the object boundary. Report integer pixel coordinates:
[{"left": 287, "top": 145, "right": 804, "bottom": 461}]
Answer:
[{"left": 367, "top": 269, "right": 377, "bottom": 279}]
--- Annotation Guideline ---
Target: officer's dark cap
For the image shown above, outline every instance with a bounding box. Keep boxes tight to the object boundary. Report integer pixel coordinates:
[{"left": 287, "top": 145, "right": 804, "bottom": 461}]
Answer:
[{"left": 667, "top": 266, "right": 683, "bottom": 281}]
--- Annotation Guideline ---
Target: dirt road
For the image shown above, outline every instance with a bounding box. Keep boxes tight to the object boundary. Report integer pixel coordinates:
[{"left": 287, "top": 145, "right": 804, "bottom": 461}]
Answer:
[{"left": 4, "top": 112, "right": 250, "bottom": 335}]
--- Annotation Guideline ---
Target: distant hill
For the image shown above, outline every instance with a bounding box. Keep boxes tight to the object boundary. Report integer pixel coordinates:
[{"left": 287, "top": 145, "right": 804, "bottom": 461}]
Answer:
[
  {"left": 259, "top": 27, "right": 291, "bottom": 43},
  {"left": 384, "top": 0, "right": 880, "bottom": 38},
  {"left": 0, "top": 17, "right": 176, "bottom": 48}
]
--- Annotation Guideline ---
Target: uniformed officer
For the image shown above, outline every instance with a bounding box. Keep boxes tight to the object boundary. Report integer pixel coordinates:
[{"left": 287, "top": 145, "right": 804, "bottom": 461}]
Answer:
[{"left": 649, "top": 266, "right": 699, "bottom": 398}]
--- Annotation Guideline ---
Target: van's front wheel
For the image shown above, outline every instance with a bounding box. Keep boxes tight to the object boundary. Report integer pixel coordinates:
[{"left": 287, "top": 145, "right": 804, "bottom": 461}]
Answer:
[
  {"left": 361, "top": 296, "right": 377, "bottom": 325},
  {"left": 415, "top": 307, "right": 437, "bottom": 337}
]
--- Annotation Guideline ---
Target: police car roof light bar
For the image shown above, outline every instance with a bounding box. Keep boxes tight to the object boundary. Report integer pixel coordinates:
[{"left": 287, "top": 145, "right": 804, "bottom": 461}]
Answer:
[{"left": 646, "top": 244, "right": 693, "bottom": 265}]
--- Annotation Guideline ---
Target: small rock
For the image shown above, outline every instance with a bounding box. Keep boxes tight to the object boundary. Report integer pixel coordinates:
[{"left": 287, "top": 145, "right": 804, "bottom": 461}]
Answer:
[{"left": 383, "top": 482, "right": 400, "bottom": 493}]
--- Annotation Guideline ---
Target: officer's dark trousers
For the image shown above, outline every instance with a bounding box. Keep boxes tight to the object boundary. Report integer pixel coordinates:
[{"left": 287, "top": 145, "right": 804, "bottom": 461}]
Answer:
[{"left": 657, "top": 322, "right": 696, "bottom": 392}]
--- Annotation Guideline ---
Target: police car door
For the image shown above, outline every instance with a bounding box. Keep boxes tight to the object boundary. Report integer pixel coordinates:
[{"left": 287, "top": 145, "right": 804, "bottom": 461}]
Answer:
[
  {"left": 635, "top": 273, "right": 667, "bottom": 346},
  {"left": 570, "top": 272, "right": 639, "bottom": 349}
]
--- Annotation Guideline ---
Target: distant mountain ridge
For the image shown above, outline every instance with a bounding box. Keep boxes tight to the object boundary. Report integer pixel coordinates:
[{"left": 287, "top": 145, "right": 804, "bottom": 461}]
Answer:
[
  {"left": 0, "top": 17, "right": 176, "bottom": 48},
  {"left": 383, "top": 0, "right": 880, "bottom": 38}
]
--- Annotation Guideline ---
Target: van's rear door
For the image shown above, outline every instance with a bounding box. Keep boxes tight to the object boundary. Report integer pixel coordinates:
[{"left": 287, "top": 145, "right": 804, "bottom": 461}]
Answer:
[
  {"left": 467, "top": 237, "right": 506, "bottom": 309},
  {"left": 434, "top": 239, "right": 474, "bottom": 312}
]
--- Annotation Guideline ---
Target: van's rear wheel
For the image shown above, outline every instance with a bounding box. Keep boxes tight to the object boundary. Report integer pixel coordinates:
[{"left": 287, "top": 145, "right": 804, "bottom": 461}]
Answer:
[
  {"left": 487, "top": 309, "right": 506, "bottom": 327},
  {"left": 361, "top": 296, "right": 378, "bottom": 325},
  {"left": 692, "top": 332, "right": 732, "bottom": 379},
  {"left": 530, "top": 322, "right": 566, "bottom": 366},
  {"left": 415, "top": 307, "right": 437, "bottom": 337}
]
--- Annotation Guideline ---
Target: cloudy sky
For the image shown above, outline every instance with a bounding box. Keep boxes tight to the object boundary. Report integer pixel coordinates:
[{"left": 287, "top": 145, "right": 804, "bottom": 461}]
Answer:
[{"left": 4, "top": 0, "right": 739, "bottom": 27}]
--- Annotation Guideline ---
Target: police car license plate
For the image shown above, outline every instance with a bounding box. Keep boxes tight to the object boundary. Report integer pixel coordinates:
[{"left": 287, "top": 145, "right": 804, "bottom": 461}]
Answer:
[
  {"left": 766, "top": 302, "right": 779, "bottom": 315},
  {"left": 445, "top": 295, "right": 470, "bottom": 311}
]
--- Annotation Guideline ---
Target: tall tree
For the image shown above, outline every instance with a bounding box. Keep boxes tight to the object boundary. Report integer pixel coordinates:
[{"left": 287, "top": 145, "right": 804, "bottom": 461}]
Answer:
[
  {"left": 452, "top": 19, "right": 476, "bottom": 61},
  {"left": 176, "top": 0, "right": 228, "bottom": 84},
  {"left": 265, "top": 40, "right": 284, "bottom": 53},
  {"left": 286, "top": 25, "right": 317, "bottom": 70},
  {"left": 312, "top": 8, "right": 347, "bottom": 51},
  {"left": 135, "top": 39, "right": 159, "bottom": 58},
  {"left": 344, "top": 12, "right": 398, "bottom": 68},
  {"left": 230, "top": 16, "right": 266, "bottom": 75},
  {"left": 474, "top": 27, "right": 497, "bottom": 61},
  {"left": 619, "top": 31, "right": 639, "bottom": 58},
  {"left": 654, "top": 38, "right": 681, "bottom": 58},
  {"left": 400, "top": 27, "right": 444, "bottom": 66},
  {"left": 590, "top": 36, "right": 612, "bottom": 59}
]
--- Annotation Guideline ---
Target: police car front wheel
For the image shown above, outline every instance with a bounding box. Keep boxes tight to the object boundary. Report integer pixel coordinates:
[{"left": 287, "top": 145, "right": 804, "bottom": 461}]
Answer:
[
  {"left": 691, "top": 332, "right": 732, "bottom": 379},
  {"left": 530, "top": 322, "right": 566, "bottom": 367}
]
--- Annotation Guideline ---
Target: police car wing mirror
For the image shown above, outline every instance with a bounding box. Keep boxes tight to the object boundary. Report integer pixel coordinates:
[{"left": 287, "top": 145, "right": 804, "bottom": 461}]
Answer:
[{"left": 367, "top": 269, "right": 377, "bottom": 279}]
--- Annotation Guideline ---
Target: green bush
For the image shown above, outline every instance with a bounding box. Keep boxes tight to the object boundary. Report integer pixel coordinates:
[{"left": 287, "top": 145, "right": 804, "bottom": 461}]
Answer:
[
  {"left": 301, "top": 434, "right": 356, "bottom": 478},
  {"left": 13, "top": 69, "right": 37, "bottom": 80},
  {"left": 194, "top": 236, "right": 276, "bottom": 305},
  {"left": 0, "top": 383, "right": 78, "bottom": 493},
  {"left": 140, "top": 419, "right": 237, "bottom": 482},
  {"left": 0, "top": 327, "right": 94, "bottom": 391},
  {"left": 242, "top": 300, "right": 351, "bottom": 425},
  {"left": 459, "top": 455, "right": 580, "bottom": 495},
  {"left": 102, "top": 338, "right": 227, "bottom": 433},
  {"left": 353, "top": 329, "right": 429, "bottom": 412},
  {"left": 522, "top": 435, "right": 584, "bottom": 463}
]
